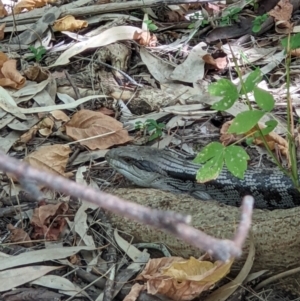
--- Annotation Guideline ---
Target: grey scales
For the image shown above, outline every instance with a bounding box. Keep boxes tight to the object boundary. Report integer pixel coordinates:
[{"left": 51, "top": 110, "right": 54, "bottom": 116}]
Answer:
[{"left": 105, "top": 145, "right": 300, "bottom": 210}]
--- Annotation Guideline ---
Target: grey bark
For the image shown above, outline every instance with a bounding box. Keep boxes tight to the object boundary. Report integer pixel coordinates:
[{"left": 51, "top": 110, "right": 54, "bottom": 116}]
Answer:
[{"left": 107, "top": 188, "right": 300, "bottom": 273}]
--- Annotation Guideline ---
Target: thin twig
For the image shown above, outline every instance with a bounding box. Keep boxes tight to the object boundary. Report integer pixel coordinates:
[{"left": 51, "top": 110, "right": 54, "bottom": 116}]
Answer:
[{"left": 0, "top": 152, "right": 254, "bottom": 261}]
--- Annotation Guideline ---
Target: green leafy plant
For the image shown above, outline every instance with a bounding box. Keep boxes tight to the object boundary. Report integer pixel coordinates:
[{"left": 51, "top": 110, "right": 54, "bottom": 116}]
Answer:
[
  {"left": 219, "top": 6, "right": 242, "bottom": 26},
  {"left": 188, "top": 19, "right": 210, "bottom": 29},
  {"left": 143, "top": 20, "right": 158, "bottom": 32},
  {"left": 27, "top": 45, "right": 46, "bottom": 62},
  {"left": 252, "top": 14, "right": 268, "bottom": 33},
  {"left": 195, "top": 33, "right": 300, "bottom": 189},
  {"left": 135, "top": 119, "right": 165, "bottom": 141}
]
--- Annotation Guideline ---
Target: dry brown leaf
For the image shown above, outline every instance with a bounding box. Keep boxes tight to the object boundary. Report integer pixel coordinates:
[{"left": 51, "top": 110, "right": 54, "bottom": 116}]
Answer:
[
  {"left": 123, "top": 283, "right": 145, "bottom": 301},
  {"left": 13, "top": 0, "right": 48, "bottom": 13},
  {"left": 65, "top": 109, "right": 132, "bottom": 150},
  {"left": 0, "top": 59, "right": 26, "bottom": 89},
  {"left": 53, "top": 15, "right": 88, "bottom": 31},
  {"left": 275, "top": 20, "right": 293, "bottom": 34},
  {"left": 24, "top": 144, "right": 71, "bottom": 177},
  {"left": 136, "top": 257, "right": 233, "bottom": 301},
  {"left": 291, "top": 48, "right": 300, "bottom": 57},
  {"left": 7, "top": 224, "right": 33, "bottom": 247},
  {"left": 0, "top": 51, "right": 8, "bottom": 67},
  {"left": 166, "top": 10, "right": 186, "bottom": 22},
  {"left": 18, "top": 117, "right": 55, "bottom": 144},
  {"left": 268, "top": 0, "right": 293, "bottom": 21},
  {"left": 23, "top": 65, "right": 49, "bottom": 82},
  {"left": 19, "top": 126, "right": 39, "bottom": 144},
  {"left": 38, "top": 117, "right": 55, "bottom": 136},
  {"left": 134, "top": 30, "right": 153, "bottom": 46},
  {"left": 220, "top": 121, "right": 288, "bottom": 158},
  {"left": 50, "top": 110, "right": 70, "bottom": 122},
  {"left": 97, "top": 107, "right": 115, "bottom": 116},
  {"left": 0, "top": 0, "right": 8, "bottom": 18},
  {"left": 203, "top": 50, "right": 228, "bottom": 71},
  {"left": 31, "top": 202, "right": 69, "bottom": 240},
  {"left": 0, "top": 23, "right": 5, "bottom": 40},
  {"left": 220, "top": 121, "right": 244, "bottom": 145}
]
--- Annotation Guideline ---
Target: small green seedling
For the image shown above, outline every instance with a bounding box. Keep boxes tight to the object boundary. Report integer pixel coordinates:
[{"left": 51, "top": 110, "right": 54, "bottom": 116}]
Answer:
[
  {"left": 27, "top": 45, "right": 46, "bottom": 62},
  {"left": 143, "top": 20, "right": 158, "bottom": 32},
  {"left": 252, "top": 14, "right": 268, "bottom": 33},
  {"left": 135, "top": 119, "right": 165, "bottom": 141}
]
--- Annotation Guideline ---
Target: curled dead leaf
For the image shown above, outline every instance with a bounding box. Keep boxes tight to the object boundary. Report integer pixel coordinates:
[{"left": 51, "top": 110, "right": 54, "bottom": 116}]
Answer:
[
  {"left": 135, "top": 256, "right": 233, "bottom": 301},
  {"left": 31, "top": 202, "right": 69, "bottom": 240},
  {"left": 50, "top": 110, "right": 70, "bottom": 122},
  {"left": 0, "top": 59, "right": 26, "bottom": 89},
  {"left": 53, "top": 15, "right": 88, "bottom": 32},
  {"left": 23, "top": 65, "right": 49, "bottom": 82}
]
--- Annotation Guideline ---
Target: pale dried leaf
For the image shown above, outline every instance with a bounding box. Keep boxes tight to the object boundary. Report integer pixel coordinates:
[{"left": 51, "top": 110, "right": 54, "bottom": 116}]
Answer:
[
  {"left": 31, "top": 275, "right": 88, "bottom": 297},
  {"left": 50, "top": 110, "right": 70, "bottom": 122},
  {"left": 0, "top": 246, "right": 95, "bottom": 270},
  {"left": 0, "top": 266, "right": 62, "bottom": 292},
  {"left": 171, "top": 42, "right": 207, "bottom": 83},
  {"left": 50, "top": 26, "right": 143, "bottom": 67},
  {"left": 140, "top": 48, "right": 174, "bottom": 84}
]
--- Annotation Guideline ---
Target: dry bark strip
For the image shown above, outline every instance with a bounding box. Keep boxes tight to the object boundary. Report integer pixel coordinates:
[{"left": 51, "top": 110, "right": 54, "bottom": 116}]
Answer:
[{"left": 107, "top": 188, "right": 300, "bottom": 273}]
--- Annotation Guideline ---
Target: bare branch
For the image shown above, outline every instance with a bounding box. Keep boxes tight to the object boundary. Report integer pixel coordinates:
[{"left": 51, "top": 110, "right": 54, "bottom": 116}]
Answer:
[{"left": 0, "top": 152, "right": 253, "bottom": 261}]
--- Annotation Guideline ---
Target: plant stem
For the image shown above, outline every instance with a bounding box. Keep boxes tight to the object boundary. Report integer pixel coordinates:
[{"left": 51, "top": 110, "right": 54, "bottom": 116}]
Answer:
[
  {"left": 228, "top": 44, "right": 291, "bottom": 179},
  {"left": 285, "top": 35, "right": 299, "bottom": 188}
]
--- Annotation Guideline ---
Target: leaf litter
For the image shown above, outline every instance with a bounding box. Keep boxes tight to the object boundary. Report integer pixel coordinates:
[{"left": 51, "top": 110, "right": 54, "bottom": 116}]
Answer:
[{"left": 0, "top": 0, "right": 299, "bottom": 299}]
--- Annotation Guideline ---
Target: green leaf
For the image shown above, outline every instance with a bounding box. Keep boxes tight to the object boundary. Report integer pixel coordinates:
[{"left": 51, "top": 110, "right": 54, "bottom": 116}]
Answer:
[
  {"left": 224, "top": 145, "right": 249, "bottom": 179},
  {"left": 281, "top": 33, "right": 300, "bottom": 50},
  {"left": 246, "top": 137, "right": 254, "bottom": 145},
  {"left": 149, "top": 131, "right": 160, "bottom": 141},
  {"left": 208, "top": 79, "right": 239, "bottom": 110},
  {"left": 254, "top": 120, "right": 278, "bottom": 137},
  {"left": 193, "top": 142, "right": 225, "bottom": 164},
  {"left": 135, "top": 121, "right": 143, "bottom": 130},
  {"left": 241, "top": 68, "right": 262, "bottom": 94},
  {"left": 253, "top": 86, "right": 274, "bottom": 112},
  {"left": 147, "top": 124, "right": 156, "bottom": 131},
  {"left": 228, "top": 110, "right": 265, "bottom": 134},
  {"left": 196, "top": 152, "right": 224, "bottom": 183},
  {"left": 252, "top": 24, "right": 261, "bottom": 33}
]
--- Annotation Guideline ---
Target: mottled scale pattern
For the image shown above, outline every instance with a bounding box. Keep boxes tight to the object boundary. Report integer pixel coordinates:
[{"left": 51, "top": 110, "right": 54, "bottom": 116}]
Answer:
[{"left": 106, "top": 146, "right": 300, "bottom": 210}]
